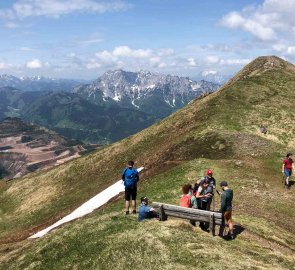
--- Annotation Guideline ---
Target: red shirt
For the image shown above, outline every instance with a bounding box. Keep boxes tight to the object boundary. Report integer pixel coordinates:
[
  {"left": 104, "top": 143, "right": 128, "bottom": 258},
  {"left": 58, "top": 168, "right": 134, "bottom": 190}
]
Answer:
[{"left": 283, "top": 158, "right": 293, "bottom": 170}]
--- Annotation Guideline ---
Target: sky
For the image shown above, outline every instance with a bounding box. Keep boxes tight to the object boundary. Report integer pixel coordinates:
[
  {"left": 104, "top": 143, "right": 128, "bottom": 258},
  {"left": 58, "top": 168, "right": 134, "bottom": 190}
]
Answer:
[{"left": 0, "top": 0, "right": 295, "bottom": 80}]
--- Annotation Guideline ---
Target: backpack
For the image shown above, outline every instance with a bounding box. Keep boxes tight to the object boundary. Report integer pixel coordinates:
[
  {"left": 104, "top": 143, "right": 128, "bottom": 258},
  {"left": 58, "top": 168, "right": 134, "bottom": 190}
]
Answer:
[
  {"left": 180, "top": 194, "right": 193, "bottom": 208},
  {"left": 123, "top": 168, "right": 138, "bottom": 188}
]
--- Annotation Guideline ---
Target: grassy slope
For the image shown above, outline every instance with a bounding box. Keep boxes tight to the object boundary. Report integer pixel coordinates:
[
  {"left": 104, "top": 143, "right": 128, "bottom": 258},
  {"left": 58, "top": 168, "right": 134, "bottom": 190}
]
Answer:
[
  {"left": 2, "top": 159, "right": 294, "bottom": 269},
  {"left": 1, "top": 56, "right": 295, "bottom": 268}
]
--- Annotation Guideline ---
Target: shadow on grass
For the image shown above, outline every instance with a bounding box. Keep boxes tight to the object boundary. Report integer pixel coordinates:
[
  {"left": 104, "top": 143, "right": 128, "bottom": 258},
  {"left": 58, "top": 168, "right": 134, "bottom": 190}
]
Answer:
[
  {"left": 222, "top": 224, "right": 245, "bottom": 241},
  {"left": 289, "top": 180, "right": 295, "bottom": 186}
]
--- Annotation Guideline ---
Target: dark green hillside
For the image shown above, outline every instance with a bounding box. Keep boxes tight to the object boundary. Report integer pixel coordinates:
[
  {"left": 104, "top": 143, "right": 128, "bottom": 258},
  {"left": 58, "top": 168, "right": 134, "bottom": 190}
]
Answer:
[
  {"left": 22, "top": 91, "right": 157, "bottom": 143},
  {"left": 0, "top": 87, "right": 42, "bottom": 118},
  {"left": 1, "top": 56, "right": 295, "bottom": 269}
]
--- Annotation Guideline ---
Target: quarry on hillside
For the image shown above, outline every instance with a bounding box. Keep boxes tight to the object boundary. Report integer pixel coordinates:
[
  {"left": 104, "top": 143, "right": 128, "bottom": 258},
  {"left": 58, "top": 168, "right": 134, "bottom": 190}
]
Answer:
[{"left": 0, "top": 117, "right": 96, "bottom": 180}]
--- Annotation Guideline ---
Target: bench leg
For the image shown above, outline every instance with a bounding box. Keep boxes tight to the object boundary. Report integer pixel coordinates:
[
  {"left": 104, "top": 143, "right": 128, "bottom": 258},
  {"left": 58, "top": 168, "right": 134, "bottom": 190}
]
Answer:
[
  {"left": 210, "top": 213, "right": 215, "bottom": 236},
  {"left": 159, "top": 205, "right": 167, "bottom": 221}
]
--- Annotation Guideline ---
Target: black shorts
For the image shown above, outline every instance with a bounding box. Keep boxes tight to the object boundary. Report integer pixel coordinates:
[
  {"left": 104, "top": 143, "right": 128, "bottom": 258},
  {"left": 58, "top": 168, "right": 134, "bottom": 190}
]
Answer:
[{"left": 125, "top": 186, "right": 137, "bottom": 201}]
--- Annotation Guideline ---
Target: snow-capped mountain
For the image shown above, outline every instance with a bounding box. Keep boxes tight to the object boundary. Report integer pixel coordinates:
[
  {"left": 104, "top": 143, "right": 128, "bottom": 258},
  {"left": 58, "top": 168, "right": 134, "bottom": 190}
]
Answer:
[
  {"left": 74, "top": 70, "right": 220, "bottom": 118},
  {"left": 0, "top": 74, "right": 82, "bottom": 92}
]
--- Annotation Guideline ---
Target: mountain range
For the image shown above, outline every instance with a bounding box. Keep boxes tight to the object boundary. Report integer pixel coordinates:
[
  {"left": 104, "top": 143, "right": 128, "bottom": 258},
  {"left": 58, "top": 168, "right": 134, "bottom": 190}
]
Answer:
[
  {"left": 0, "top": 74, "right": 83, "bottom": 92},
  {"left": 0, "top": 70, "right": 219, "bottom": 143}
]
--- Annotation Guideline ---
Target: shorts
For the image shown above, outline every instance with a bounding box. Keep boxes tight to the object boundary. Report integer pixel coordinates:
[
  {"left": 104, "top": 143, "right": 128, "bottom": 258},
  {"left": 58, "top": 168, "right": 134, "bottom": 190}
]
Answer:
[
  {"left": 125, "top": 186, "right": 137, "bottom": 201},
  {"left": 224, "top": 211, "right": 233, "bottom": 223},
  {"left": 284, "top": 169, "right": 292, "bottom": 177}
]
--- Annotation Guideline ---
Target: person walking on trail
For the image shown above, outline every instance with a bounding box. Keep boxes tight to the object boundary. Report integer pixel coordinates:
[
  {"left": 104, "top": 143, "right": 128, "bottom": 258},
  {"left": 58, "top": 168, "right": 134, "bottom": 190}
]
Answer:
[
  {"left": 122, "top": 161, "right": 139, "bottom": 215},
  {"left": 282, "top": 153, "right": 294, "bottom": 190},
  {"left": 180, "top": 184, "right": 198, "bottom": 226},
  {"left": 138, "top": 197, "right": 158, "bottom": 222},
  {"left": 220, "top": 181, "right": 234, "bottom": 239},
  {"left": 195, "top": 179, "right": 213, "bottom": 230}
]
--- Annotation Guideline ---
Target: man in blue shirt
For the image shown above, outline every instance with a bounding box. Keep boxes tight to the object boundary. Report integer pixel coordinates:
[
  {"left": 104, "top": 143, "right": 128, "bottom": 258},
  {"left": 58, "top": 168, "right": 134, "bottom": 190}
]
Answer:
[
  {"left": 138, "top": 197, "right": 158, "bottom": 222},
  {"left": 122, "top": 161, "right": 139, "bottom": 215}
]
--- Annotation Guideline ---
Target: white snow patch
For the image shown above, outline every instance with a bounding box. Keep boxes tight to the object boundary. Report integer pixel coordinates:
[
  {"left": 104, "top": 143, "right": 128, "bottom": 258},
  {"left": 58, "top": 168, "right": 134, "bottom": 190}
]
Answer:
[
  {"left": 29, "top": 167, "right": 144, "bottom": 239},
  {"left": 192, "top": 83, "right": 201, "bottom": 90},
  {"left": 113, "top": 92, "right": 121, "bottom": 101},
  {"left": 164, "top": 99, "right": 174, "bottom": 107},
  {"left": 131, "top": 99, "right": 139, "bottom": 108}
]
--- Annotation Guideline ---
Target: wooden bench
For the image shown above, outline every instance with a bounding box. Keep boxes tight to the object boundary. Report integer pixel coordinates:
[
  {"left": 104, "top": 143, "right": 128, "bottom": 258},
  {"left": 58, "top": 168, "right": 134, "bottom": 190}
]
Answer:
[{"left": 152, "top": 202, "right": 225, "bottom": 236}]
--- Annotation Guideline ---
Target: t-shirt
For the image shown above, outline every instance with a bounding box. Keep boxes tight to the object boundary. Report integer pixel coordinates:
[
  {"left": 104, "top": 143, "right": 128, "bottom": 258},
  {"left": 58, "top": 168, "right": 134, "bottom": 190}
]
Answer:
[
  {"left": 138, "top": 204, "right": 152, "bottom": 222},
  {"left": 220, "top": 189, "right": 233, "bottom": 212},
  {"left": 188, "top": 191, "right": 198, "bottom": 208},
  {"left": 197, "top": 186, "right": 213, "bottom": 203},
  {"left": 283, "top": 159, "right": 293, "bottom": 170}
]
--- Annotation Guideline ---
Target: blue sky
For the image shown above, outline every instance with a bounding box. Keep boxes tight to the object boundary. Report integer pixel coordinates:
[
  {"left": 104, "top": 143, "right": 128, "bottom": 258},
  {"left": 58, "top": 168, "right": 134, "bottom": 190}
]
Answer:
[{"left": 0, "top": 0, "right": 294, "bottom": 80}]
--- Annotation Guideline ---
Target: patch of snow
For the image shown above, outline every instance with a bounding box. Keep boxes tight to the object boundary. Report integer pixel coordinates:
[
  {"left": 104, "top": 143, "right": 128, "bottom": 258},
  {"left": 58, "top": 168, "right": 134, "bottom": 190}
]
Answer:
[
  {"left": 131, "top": 99, "right": 139, "bottom": 109},
  {"left": 192, "top": 83, "right": 201, "bottom": 90},
  {"left": 164, "top": 99, "right": 174, "bottom": 107},
  {"left": 29, "top": 167, "right": 144, "bottom": 238},
  {"left": 113, "top": 93, "right": 121, "bottom": 101}
]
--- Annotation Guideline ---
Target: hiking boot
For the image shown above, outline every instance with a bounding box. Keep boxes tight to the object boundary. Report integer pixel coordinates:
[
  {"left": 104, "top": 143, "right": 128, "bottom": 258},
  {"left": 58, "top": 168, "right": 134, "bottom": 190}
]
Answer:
[
  {"left": 132, "top": 210, "right": 136, "bottom": 214},
  {"left": 125, "top": 211, "right": 130, "bottom": 215}
]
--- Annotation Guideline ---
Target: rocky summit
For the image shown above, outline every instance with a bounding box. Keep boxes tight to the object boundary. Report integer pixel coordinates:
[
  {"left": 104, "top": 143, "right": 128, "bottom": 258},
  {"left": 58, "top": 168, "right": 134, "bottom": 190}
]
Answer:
[{"left": 74, "top": 69, "right": 220, "bottom": 118}]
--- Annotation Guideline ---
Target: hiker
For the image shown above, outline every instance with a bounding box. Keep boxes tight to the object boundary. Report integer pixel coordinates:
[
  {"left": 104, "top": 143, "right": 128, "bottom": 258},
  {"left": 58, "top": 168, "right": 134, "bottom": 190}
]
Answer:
[
  {"left": 180, "top": 184, "right": 198, "bottom": 226},
  {"left": 193, "top": 169, "right": 216, "bottom": 210},
  {"left": 282, "top": 153, "right": 294, "bottom": 189},
  {"left": 195, "top": 179, "right": 213, "bottom": 210},
  {"left": 220, "top": 181, "right": 234, "bottom": 239},
  {"left": 195, "top": 179, "right": 213, "bottom": 230},
  {"left": 138, "top": 197, "right": 158, "bottom": 222},
  {"left": 180, "top": 184, "right": 198, "bottom": 209},
  {"left": 122, "top": 161, "right": 139, "bottom": 215},
  {"left": 206, "top": 169, "right": 216, "bottom": 189}
]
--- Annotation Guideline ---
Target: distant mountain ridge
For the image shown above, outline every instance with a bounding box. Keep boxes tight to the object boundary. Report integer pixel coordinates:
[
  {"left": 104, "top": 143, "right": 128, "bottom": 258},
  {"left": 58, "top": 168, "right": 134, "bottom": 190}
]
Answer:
[
  {"left": 0, "top": 70, "right": 220, "bottom": 143},
  {"left": 74, "top": 69, "right": 220, "bottom": 118},
  {"left": 0, "top": 74, "right": 82, "bottom": 92}
]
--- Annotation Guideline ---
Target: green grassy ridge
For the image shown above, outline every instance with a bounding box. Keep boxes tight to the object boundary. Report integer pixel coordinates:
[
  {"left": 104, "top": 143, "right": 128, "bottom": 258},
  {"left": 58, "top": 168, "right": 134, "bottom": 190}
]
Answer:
[{"left": 2, "top": 158, "right": 294, "bottom": 269}]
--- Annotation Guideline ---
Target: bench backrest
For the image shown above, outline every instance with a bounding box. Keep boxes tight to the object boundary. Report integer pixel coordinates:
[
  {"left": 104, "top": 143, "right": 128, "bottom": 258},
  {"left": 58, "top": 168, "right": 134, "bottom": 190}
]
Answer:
[{"left": 152, "top": 202, "right": 223, "bottom": 225}]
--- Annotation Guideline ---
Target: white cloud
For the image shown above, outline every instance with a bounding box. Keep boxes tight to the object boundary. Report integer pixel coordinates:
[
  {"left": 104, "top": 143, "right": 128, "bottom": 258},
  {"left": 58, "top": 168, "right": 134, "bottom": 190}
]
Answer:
[
  {"left": 287, "top": 46, "right": 295, "bottom": 55},
  {"left": 26, "top": 59, "right": 43, "bottom": 69},
  {"left": 202, "top": 70, "right": 217, "bottom": 76},
  {"left": 220, "top": 58, "right": 251, "bottom": 65},
  {"left": 79, "top": 38, "right": 104, "bottom": 44},
  {"left": 0, "top": 0, "right": 131, "bottom": 19},
  {"left": 20, "top": 46, "right": 33, "bottom": 51},
  {"left": 113, "top": 46, "right": 153, "bottom": 58},
  {"left": 87, "top": 46, "right": 176, "bottom": 70},
  {"left": 220, "top": 0, "right": 295, "bottom": 43},
  {"left": 187, "top": 58, "right": 197, "bottom": 67},
  {"left": 206, "top": 55, "right": 220, "bottom": 64},
  {"left": 0, "top": 62, "right": 6, "bottom": 69},
  {"left": 221, "top": 11, "right": 276, "bottom": 41},
  {"left": 4, "top": 21, "right": 19, "bottom": 28}
]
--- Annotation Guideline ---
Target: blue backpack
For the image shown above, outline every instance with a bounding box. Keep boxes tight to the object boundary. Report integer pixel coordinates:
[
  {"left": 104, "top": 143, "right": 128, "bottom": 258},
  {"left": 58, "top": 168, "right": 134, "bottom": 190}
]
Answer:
[{"left": 123, "top": 168, "right": 138, "bottom": 188}]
